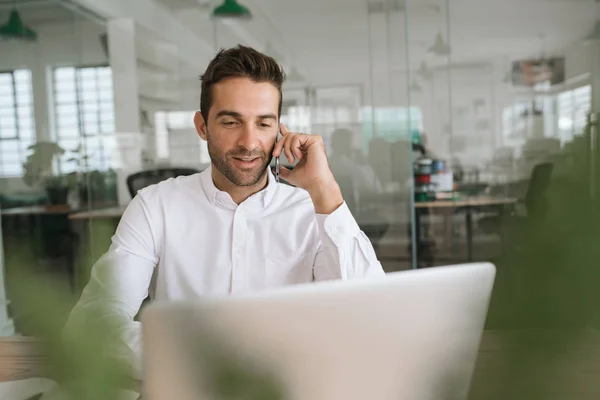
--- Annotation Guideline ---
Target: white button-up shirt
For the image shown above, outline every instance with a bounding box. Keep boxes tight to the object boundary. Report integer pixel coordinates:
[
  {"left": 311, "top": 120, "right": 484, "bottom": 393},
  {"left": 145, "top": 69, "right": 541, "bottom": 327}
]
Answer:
[{"left": 65, "top": 166, "right": 385, "bottom": 377}]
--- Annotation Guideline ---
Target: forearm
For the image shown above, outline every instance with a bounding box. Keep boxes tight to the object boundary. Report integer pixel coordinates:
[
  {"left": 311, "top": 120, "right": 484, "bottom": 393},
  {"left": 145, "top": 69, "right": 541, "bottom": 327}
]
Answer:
[{"left": 63, "top": 251, "right": 154, "bottom": 379}]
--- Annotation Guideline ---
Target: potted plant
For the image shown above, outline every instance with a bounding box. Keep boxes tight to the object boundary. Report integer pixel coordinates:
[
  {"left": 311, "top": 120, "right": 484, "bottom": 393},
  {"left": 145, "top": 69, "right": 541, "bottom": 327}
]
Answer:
[{"left": 22, "top": 141, "right": 69, "bottom": 205}]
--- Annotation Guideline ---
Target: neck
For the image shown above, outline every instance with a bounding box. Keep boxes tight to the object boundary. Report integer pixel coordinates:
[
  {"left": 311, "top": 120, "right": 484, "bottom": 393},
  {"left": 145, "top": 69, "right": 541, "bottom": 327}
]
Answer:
[{"left": 211, "top": 165, "right": 269, "bottom": 204}]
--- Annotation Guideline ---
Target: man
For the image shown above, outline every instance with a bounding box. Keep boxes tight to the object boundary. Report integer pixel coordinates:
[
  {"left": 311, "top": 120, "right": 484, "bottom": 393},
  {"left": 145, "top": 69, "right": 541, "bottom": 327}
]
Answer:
[
  {"left": 328, "top": 128, "right": 382, "bottom": 214},
  {"left": 64, "top": 45, "right": 384, "bottom": 379}
]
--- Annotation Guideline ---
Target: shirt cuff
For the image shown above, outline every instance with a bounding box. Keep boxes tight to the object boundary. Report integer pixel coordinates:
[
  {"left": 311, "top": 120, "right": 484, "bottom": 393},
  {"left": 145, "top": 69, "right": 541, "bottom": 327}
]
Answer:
[{"left": 315, "top": 202, "right": 361, "bottom": 247}]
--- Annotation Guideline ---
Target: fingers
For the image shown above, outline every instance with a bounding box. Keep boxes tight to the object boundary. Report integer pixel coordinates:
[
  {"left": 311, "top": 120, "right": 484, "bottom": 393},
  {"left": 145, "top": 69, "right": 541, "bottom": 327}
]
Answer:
[
  {"left": 273, "top": 133, "right": 285, "bottom": 157},
  {"left": 272, "top": 133, "right": 292, "bottom": 161},
  {"left": 283, "top": 135, "right": 295, "bottom": 163},
  {"left": 291, "top": 135, "right": 303, "bottom": 161},
  {"left": 273, "top": 126, "right": 306, "bottom": 163},
  {"left": 273, "top": 123, "right": 289, "bottom": 158},
  {"left": 280, "top": 133, "right": 305, "bottom": 163}
]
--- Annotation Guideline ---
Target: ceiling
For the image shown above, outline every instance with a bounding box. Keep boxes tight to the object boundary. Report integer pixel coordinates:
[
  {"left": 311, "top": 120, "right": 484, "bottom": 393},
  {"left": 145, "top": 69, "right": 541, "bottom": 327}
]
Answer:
[
  {"left": 153, "top": 0, "right": 599, "bottom": 88},
  {"left": 0, "top": 0, "right": 80, "bottom": 26},
  {"left": 4, "top": 0, "right": 597, "bottom": 77},
  {"left": 2, "top": 0, "right": 596, "bottom": 106}
]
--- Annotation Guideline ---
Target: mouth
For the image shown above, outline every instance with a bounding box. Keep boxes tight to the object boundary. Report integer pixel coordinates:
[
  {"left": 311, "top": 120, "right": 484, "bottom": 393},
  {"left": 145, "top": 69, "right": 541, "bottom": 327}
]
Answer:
[{"left": 232, "top": 156, "right": 261, "bottom": 168}]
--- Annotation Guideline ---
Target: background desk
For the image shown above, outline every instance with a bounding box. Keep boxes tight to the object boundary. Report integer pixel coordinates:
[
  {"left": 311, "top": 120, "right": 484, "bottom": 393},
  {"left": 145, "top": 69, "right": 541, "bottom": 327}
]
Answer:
[
  {"left": 414, "top": 197, "right": 517, "bottom": 264},
  {"left": 68, "top": 206, "right": 127, "bottom": 221},
  {"left": 1, "top": 205, "right": 74, "bottom": 216}
]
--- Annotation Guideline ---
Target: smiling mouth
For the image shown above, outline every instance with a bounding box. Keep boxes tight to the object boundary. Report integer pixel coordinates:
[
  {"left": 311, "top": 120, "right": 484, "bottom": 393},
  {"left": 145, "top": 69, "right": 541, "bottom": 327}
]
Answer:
[{"left": 233, "top": 157, "right": 259, "bottom": 162}]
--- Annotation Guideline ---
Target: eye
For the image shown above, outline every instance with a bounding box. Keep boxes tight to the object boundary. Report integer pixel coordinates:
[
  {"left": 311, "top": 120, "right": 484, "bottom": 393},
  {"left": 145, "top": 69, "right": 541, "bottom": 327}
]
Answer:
[
  {"left": 221, "top": 120, "right": 238, "bottom": 126},
  {"left": 258, "top": 123, "right": 272, "bottom": 128}
]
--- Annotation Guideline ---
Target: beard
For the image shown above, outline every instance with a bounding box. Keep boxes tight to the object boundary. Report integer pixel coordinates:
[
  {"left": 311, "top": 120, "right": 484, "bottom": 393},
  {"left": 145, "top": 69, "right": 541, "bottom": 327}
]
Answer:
[{"left": 207, "top": 130, "right": 275, "bottom": 187}]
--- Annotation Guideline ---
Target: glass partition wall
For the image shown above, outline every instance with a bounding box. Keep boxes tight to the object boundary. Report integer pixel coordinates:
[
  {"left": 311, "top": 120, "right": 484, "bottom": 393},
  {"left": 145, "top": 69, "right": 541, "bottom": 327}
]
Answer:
[
  {"left": 1, "top": 0, "right": 598, "bottom": 338},
  {"left": 0, "top": 2, "right": 112, "bottom": 337},
  {"left": 402, "top": 0, "right": 600, "bottom": 334}
]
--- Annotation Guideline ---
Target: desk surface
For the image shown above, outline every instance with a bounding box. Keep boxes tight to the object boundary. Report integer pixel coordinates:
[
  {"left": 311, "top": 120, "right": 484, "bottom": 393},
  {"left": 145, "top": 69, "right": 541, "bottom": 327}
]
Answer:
[
  {"left": 66, "top": 197, "right": 517, "bottom": 221},
  {"left": 1, "top": 205, "right": 74, "bottom": 216},
  {"left": 1, "top": 203, "right": 120, "bottom": 217},
  {"left": 68, "top": 206, "right": 128, "bottom": 220},
  {"left": 415, "top": 197, "right": 517, "bottom": 209},
  {"left": 2, "top": 330, "right": 600, "bottom": 398}
]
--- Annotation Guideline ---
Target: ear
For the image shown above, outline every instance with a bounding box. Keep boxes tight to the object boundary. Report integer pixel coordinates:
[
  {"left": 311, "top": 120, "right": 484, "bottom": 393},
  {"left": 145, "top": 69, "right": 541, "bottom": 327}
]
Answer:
[{"left": 194, "top": 111, "right": 208, "bottom": 141}]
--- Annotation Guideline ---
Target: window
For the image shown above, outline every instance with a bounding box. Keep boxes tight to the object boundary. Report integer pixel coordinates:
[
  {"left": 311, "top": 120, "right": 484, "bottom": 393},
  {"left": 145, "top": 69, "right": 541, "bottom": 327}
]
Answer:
[
  {"left": 361, "top": 107, "right": 423, "bottom": 149},
  {"left": 557, "top": 85, "right": 591, "bottom": 144},
  {"left": 0, "top": 69, "right": 35, "bottom": 177},
  {"left": 53, "top": 66, "right": 115, "bottom": 173}
]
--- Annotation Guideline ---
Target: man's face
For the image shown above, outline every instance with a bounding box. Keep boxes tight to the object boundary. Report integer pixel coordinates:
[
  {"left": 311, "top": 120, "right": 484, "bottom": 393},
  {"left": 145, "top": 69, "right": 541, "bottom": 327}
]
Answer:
[{"left": 195, "top": 77, "right": 279, "bottom": 187}]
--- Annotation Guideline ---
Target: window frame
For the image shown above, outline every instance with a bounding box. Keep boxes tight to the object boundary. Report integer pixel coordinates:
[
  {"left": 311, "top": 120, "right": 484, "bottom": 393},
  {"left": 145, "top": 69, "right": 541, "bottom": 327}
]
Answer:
[
  {"left": 52, "top": 64, "right": 115, "bottom": 173},
  {"left": 0, "top": 68, "right": 36, "bottom": 177}
]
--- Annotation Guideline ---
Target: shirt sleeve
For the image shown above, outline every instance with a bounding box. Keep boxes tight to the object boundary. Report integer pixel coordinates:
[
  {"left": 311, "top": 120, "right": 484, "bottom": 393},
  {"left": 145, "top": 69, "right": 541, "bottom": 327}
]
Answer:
[
  {"left": 63, "top": 193, "right": 160, "bottom": 380},
  {"left": 312, "top": 202, "right": 385, "bottom": 281}
]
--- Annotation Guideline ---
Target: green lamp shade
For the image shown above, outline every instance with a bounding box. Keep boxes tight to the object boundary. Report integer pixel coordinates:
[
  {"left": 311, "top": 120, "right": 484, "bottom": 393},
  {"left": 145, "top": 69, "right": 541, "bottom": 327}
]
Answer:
[
  {"left": 212, "top": 0, "right": 252, "bottom": 19},
  {"left": 0, "top": 9, "right": 37, "bottom": 41}
]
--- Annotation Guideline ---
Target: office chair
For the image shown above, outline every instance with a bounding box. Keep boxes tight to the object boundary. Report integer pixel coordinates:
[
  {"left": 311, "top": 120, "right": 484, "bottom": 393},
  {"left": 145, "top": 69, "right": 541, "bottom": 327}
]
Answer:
[
  {"left": 523, "top": 162, "right": 554, "bottom": 220},
  {"left": 478, "top": 162, "right": 554, "bottom": 257},
  {"left": 126, "top": 168, "right": 201, "bottom": 198}
]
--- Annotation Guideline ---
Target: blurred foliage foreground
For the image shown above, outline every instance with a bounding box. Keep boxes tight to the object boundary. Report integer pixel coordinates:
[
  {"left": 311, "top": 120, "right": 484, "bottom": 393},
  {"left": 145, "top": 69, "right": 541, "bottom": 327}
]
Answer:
[{"left": 6, "top": 121, "right": 600, "bottom": 399}]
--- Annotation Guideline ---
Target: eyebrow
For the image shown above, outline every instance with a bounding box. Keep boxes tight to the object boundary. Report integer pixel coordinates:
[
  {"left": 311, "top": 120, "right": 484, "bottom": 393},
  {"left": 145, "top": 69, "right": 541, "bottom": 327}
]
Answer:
[
  {"left": 215, "top": 110, "right": 277, "bottom": 120},
  {"left": 215, "top": 110, "right": 242, "bottom": 119}
]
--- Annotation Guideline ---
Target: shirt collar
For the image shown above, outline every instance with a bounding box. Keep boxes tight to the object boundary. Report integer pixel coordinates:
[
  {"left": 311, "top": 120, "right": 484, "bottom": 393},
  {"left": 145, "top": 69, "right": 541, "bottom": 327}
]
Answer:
[{"left": 200, "top": 165, "right": 278, "bottom": 210}]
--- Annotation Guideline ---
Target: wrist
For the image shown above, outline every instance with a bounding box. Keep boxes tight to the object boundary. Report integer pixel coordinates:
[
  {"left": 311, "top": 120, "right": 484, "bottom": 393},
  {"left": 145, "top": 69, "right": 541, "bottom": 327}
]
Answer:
[{"left": 307, "top": 178, "right": 344, "bottom": 214}]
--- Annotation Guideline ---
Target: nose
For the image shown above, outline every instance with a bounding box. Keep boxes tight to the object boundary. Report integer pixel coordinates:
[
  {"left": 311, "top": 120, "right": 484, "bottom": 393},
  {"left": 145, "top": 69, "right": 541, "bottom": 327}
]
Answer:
[{"left": 237, "top": 124, "right": 260, "bottom": 151}]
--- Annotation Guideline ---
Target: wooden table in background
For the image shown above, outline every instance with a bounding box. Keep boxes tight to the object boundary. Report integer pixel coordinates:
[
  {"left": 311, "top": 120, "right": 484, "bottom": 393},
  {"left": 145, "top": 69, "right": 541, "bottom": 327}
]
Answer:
[
  {"left": 414, "top": 197, "right": 517, "bottom": 262},
  {"left": 68, "top": 206, "right": 127, "bottom": 221},
  {"left": 1, "top": 204, "right": 122, "bottom": 217},
  {"left": 414, "top": 197, "right": 517, "bottom": 209},
  {"left": 1, "top": 205, "right": 74, "bottom": 216}
]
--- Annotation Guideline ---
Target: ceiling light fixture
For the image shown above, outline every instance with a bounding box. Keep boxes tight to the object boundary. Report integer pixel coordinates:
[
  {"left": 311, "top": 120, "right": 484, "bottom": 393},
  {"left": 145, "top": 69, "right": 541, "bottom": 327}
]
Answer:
[
  {"left": 409, "top": 80, "right": 422, "bottom": 92},
  {"left": 0, "top": 9, "right": 37, "bottom": 41},
  {"left": 585, "top": 0, "right": 600, "bottom": 42},
  {"left": 416, "top": 61, "right": 433, "bottom": 80},
  {"left": 427, "top": 32, "right": 451, "bottom": 55},
  {"left": 287, "top": 66, "right": 305, "bottom": 82},
  {"left": 212, "top": 0, "right": 252, "bottom": 19}
]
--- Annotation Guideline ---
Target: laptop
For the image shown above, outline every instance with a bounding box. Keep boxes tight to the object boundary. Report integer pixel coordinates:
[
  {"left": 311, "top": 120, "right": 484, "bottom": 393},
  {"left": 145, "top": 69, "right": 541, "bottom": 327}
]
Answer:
[{"left": 141, "top": 262, "right": 495, "bottom": 400}]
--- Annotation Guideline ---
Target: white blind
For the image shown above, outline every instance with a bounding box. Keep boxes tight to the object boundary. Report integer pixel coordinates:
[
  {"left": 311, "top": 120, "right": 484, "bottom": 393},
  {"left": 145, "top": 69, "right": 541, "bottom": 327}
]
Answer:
[
  {"left": 557, "top": 85, "right": 591, "bottom": 144},
  {"left": 0, "top": 69, "right": 35, "bottom": 177},
  {"left": 53, "top": 66, "right": 115, "bottom": 173}
]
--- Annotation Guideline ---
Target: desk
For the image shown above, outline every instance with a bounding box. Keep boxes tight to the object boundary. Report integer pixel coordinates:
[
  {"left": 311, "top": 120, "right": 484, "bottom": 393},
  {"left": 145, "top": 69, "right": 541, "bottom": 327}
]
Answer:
[
  {"left": 0, "top": 336, "right": 141, "bottom": 392},
  {"left": 414, "top": 197, "right": 517, "bottom": 209},
  {"left": 2, "top": 331, "right": 599, "bottom": 399},
  {"left": 1, "top": 205, "right": 73, "bottom": 216},
  {"left": 1, "top": 203, "right": 120, "bottom": 217},
  {"left": 414, "top": 197, "right": 517, "bottom": 263},
  {"left": 0, "top": 336, "right": 49, "bottom": 382},
  {"left": 68, "top": 206, "right": 127, "bottom": 221}
]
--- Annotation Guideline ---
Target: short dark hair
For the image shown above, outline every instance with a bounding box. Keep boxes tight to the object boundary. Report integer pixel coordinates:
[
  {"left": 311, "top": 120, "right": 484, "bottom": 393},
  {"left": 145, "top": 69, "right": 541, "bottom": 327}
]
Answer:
[{"left": 200, "top": 45, "right": 286, "bottom": 122}]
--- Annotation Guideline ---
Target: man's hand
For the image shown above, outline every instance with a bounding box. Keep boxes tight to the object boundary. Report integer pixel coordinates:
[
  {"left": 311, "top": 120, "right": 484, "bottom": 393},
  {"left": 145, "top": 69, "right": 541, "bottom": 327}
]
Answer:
[{"left": 273, "top": 123, "right": 343, "bottom": 214}]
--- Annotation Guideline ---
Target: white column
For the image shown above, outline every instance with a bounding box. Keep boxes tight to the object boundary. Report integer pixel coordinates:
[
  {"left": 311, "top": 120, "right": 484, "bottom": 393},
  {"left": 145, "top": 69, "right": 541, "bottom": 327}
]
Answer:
[
  {"left": 590, "top": 40, "right": 600, "bottom": 114},
  {"left": 107, "top": 19, "right": 143, "bottom": 205},
  {"left": 30, "top": 48, "right": 52, "bottom": 143}
]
